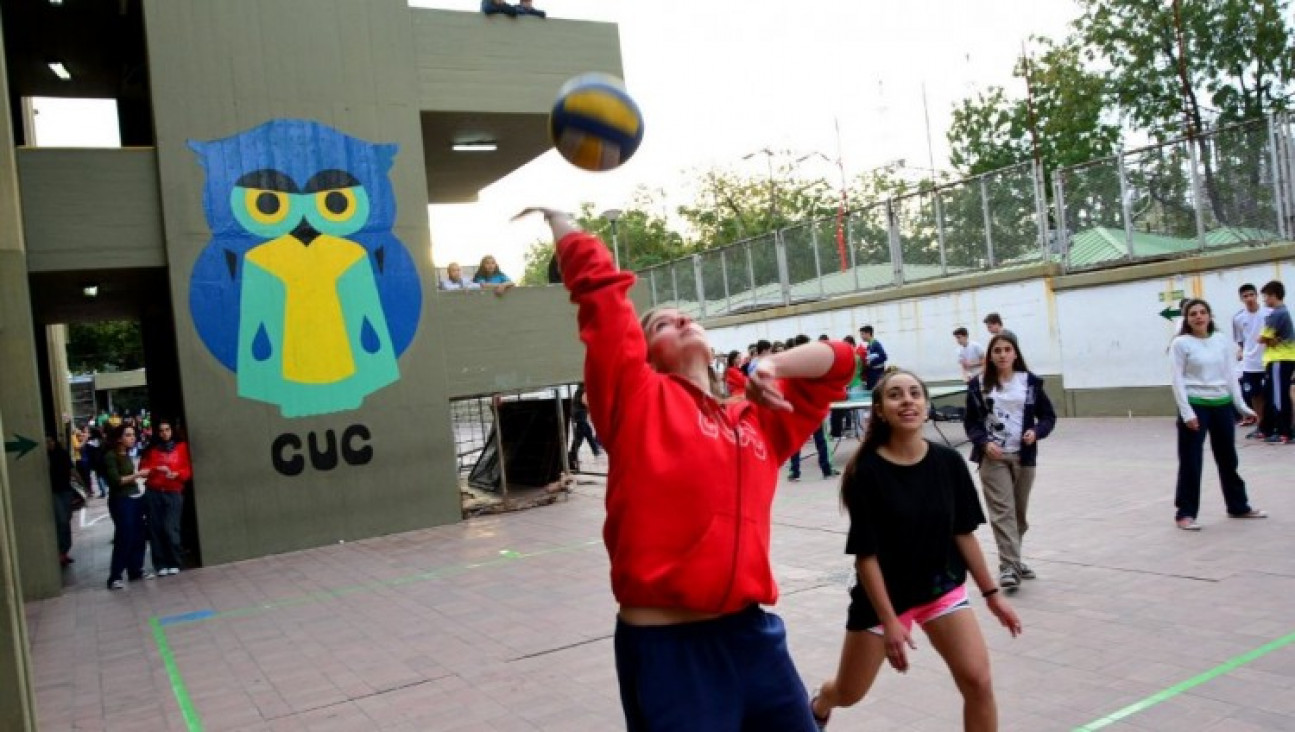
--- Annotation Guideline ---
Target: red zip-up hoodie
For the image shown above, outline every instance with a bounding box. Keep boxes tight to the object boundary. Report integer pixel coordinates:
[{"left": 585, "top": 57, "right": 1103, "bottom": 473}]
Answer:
[
  {"left": 139, "top": 442, "right": 193, "bottom": 493},
  {"left": 557, "top": 231, "right": 854, "bottom": 614}
]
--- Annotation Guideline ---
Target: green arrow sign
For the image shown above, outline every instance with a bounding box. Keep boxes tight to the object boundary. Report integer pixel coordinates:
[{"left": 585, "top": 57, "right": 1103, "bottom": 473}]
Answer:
[
  {"left": 4, "top": 434, "right": 38, "bottom": 460},
  {"left": 1159, "top": 307, "right": 1181, "bottom": 321}
]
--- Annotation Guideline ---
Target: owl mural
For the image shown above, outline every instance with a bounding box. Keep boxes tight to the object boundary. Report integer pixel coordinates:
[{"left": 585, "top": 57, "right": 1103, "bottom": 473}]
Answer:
[{"left": 188, "top": 120, "right": 422, "bottom": 418}]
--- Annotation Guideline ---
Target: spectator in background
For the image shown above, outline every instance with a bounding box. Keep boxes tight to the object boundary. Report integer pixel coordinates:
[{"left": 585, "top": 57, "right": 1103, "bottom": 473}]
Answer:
[
  {"left": 724, "top": 351, "right": 748, "bottom": 398},
  {"left": 954, "top": 327, "right": 986, "bottom": 382},
  {"left": 83, "top": 427, "right": 107, "bottom": 498},
  {"left": 830, "top": 335, "right": 864, "bottom": 439},
  {"left": 568, "top": 384, "right": 601, "bottom": 471},
  {"left": 772, "top": 341, "right": 788, "bottom": 354},
  {"left": 440, "top": 262, "right": 481, "bottom": 291},
  {"left": 1259, "top": 280, "right": 1295, "bottom": 444},
  {"left": 858, "top": 326, "right": 888, "bottom": 389},
  {"left": 47, "top": 435, "right": 76, "bottom": 567},
  {"left": 104, "top": 425, "right": 152, "bottom": 590},
  {"left": 983, "top": 313, "right": 1017, "bottom": 343},
  {"left": 789, "top": 334, "right": 840, "bottom": 482},
  {"left": 1233, "top": 283, "right": 1270, "bottom": 438},
  {"left": 140, "top": 419, "right": 193, "bottom": 576},
  {"left": 746, "top": 340, "right": 773, "bottom": 376},
  {"left": 473, "top": 255, "right": 515, "bottom": 296}
]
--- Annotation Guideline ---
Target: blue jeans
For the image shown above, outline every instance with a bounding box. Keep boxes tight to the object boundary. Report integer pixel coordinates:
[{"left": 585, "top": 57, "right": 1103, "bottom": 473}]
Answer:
[
  {"left": 789, "top": 426, "right": 832, "bottom": 478},
  {"left": 108, "top": 496, "right": 148, "bottom": 582},
  {"left": 1175, "top": 403, "right": 1252, "bottom": 519},
  {"left": 614, "top": 606, "right": 818, "bottom": 731}
]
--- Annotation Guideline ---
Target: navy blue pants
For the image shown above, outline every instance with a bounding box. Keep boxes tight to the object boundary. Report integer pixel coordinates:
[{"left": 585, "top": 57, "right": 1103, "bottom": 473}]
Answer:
[
  {"left": 789, "top": 427, "right": 832, "bottom": 478},
  {"left": 614, "top": 606, "right": 818, "bottom": 732},
  {"left": 108, "top": 496, "right": 148, "bottom": 583},
  {"left": 1175, "top": 403, "right": 1252, "bottom": 520}
]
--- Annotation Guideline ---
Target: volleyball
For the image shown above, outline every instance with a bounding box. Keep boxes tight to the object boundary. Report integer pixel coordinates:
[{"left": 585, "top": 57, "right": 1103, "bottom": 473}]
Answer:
[{"left": 549, "top": 73, "right": 644, "bottom": 172}]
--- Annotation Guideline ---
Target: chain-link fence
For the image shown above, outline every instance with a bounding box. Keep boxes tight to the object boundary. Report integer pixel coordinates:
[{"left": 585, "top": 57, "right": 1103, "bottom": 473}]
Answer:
[
  {"left": 638, "top": 114, "right": 1295, "bottom": 313},
  {"left": 1056, "top": 116, "right": 1294, "bottom": 271}
]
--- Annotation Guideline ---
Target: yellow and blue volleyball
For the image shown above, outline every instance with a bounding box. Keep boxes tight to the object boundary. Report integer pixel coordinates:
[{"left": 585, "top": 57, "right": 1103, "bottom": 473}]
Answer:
[{"left": 550, "top": 73, "right": 644, "bottom": 172}]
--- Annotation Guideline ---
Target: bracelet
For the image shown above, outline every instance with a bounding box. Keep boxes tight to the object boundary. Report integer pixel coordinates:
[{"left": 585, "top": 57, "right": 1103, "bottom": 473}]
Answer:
[{"left": 981, "top": 587, "right": 999, "bottom": 598}]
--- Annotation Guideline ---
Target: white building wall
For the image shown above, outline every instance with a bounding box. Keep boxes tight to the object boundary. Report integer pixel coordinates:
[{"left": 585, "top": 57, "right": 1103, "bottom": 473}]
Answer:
[{"left": 705, "top": 257, "right": 1293, "bottom": 391}]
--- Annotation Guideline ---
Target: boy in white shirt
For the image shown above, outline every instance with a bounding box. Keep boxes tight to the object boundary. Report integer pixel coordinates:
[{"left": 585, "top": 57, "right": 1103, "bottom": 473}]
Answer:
[
  {"left": 1232, "top": 283, "right": 1270, "bottom": 438},
  {"left": 953, "top": 327, "right": 985, "bottom": 382}
]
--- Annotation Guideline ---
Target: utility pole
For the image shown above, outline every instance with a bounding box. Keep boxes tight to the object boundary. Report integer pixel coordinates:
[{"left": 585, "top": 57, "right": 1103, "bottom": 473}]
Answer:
[
  {"left": 601, "top": 209, "right": 623, "bottom": 269},
  {"left": 743, "top": 147, "right": 778, "bottom": 227}
]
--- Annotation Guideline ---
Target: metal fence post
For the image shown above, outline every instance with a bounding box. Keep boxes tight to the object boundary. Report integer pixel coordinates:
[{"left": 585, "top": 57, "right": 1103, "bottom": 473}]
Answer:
[
  {"left": 1032, "top": 160, "right": 1050, "bottom": 262},
  {"left": 745, "top": 241, "right": 756, "bottom": 306},
  {"left": 692, "top": 254, "right": 707, "bottom": 318},
  {"left": 648, "top": 268, "right": 658, "bottom": 307},
  {"left": 809, "top": 225, "right": 825, "bottom": 298},
  {"left": 886, "top": 199, "right": 904, "bottom": 286},
  {"left": 1117, "top": 150, "right": 1136, "bottom": 259},
  {"left": 1270, "top": 112, "right": 1290, "bottom": 241},
  {"left": 774, "top": 230, "right": 792, "bottom": 306},
  {"left": 1187, "top": 139, "right": 1208, "bottom": 250},
  {"left": 670, "top": 261, "right": 680, "bottom": 304},
  {"left": 979, "top": 176, "right": 995, "bottom": 268},
  {"left": 720, "top": 249, "right": 732, "bottom": 315},
  {"left": 934, "top": 190, "right": 949, "bottom": 276},
  {"left": 1052, "top": 170, "right": 1069, "bottom": 272}
]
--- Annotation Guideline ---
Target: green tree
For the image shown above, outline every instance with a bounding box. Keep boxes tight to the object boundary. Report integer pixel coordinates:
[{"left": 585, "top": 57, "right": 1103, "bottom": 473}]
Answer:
[
  {"left": 518, "top": 195, "right": 688, "bottom": 285},
  {"left": 67, "top": 321, "right": 145, "bottom": 374},
  {"left": 948, "top": 39, "right": 1119, "bottom": 177}
]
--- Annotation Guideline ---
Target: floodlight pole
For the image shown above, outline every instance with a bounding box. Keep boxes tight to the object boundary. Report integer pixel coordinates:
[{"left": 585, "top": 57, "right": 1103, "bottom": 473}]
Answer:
[{"left": 601, "top": 208, "right": 623, "bottom": 269}]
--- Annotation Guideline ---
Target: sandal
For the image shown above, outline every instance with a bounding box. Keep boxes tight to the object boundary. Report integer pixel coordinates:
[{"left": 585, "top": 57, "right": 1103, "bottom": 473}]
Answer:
[
  {"left": 1229, "top": 509, "right": 1268, "bottom": 519},
  {"left": 1176, "top": 518, "right": 1202, "bottom": 531}
]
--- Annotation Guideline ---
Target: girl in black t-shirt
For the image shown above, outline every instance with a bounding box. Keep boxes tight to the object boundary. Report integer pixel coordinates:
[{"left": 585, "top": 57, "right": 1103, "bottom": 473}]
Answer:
[{"left": 810, "top": 370, "right": 1022, "bottom": 730}]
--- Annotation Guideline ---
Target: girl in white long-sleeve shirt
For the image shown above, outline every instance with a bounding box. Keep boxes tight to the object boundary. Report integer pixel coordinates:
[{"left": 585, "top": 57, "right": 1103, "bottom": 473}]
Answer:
[{"left": 1169, "top": 298, "right": 1267, "bottom": 530}]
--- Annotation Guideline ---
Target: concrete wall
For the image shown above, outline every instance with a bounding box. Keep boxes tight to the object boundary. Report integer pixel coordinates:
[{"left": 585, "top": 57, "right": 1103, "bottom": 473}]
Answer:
[
  {"left": 701, "top": 246, "right": 1295, "bottom": 417},
  {"left": 17, "top": 148, "right": 166, "bottom": 273},
  {"left": 412, "top": 9, "right": 622, "bottom": 114},
  {"left": 0, "top": 16, "right": 60, "bottom": 602},
  {"left": 435, "top": 281, "right": 651, "bottom": 398},
  {"left": 143, "top": 0, "right": 461, "bottom": 564}
]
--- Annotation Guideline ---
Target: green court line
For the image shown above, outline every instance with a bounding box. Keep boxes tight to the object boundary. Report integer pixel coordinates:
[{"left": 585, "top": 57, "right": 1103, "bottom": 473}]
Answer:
[
  {"left": 157, "top": 538, "right": 602, "bottom": 627},
  {"left": 1074, "top": 629, "right": 1295, "bottom": 730},
  {"left": 147, "top": 538, "right": 602, "bottom": 731},
  {"left": 150, "top": 617, "right": 204, "bottom": 732}
]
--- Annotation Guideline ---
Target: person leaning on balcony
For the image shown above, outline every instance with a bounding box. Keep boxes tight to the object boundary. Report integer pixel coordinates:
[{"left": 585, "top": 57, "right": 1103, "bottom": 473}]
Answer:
[
  {"left": 481, "top": 0, "right": 546, "bottom": 18},
  {"left": 472, "top": 254, "right": 515, "bottom": 297},
  {"left": 439, "top": 262, "right": 481, "bottom": 292}
]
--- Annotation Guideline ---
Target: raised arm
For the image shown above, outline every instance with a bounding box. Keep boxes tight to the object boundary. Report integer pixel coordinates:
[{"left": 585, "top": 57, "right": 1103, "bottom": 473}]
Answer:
[{"left": 538, "top": 210, "right": 654, "bottom": 449}]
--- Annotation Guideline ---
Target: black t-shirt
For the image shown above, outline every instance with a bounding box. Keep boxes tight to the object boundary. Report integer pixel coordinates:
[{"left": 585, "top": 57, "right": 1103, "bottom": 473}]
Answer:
[{"left": 844, "top": 442, "right": 985, "bottom": 628}]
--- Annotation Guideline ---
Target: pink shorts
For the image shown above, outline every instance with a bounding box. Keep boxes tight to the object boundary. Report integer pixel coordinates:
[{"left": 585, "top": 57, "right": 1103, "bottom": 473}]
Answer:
[{"left": 867, "top": 585, "right": 970, "bottom": 635}]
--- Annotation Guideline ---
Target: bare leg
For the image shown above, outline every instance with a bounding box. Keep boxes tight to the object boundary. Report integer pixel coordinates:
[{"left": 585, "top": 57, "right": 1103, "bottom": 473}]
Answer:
[
  {"left": 811, "top": 630, "right": 887, "bottom": 721},
  {"left": 922, "top": 610, "right": 997, "bottom": 731}
]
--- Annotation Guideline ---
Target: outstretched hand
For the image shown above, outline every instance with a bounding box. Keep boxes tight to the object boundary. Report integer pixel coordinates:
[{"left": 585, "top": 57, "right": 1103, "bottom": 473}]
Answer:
[{"left": 745, "top": 360, "right": 792, "bottom": 412}]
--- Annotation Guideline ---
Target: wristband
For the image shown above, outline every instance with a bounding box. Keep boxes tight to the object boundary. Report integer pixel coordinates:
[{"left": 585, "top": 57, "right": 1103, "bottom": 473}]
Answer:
[{"left": 981, "top": 587, "right": 999, "bottom": 598}]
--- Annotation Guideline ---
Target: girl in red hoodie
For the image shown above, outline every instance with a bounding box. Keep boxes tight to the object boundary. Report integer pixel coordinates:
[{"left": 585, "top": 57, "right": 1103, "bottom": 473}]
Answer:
[
  {"left": 521, "top": 208, "right": 855, "bottom": 732},
  {"left": 139, "top": 420, "right": 193, "bottom": 576}
]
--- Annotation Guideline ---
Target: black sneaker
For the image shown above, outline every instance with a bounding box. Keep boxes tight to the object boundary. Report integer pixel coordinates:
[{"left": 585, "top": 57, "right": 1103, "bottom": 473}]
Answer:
[{"left": 1017, "top": 563, "right": 1037, "bottom": 580}]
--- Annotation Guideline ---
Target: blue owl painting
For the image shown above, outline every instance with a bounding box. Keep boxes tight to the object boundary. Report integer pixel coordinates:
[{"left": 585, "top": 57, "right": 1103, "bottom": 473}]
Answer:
[{"left": 188, "top": 119, "right": 422, "bottom": 418}]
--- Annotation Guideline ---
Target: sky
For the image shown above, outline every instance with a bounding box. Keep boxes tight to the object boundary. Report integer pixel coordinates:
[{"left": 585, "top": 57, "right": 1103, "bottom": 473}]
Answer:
[{"left": 33, "top": 0, "right": 1080, "bottom": 278}]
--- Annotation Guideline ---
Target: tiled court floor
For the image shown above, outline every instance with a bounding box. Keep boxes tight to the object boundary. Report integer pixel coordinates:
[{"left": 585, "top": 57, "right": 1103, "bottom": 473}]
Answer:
[{"left": 25, "top": 418, "right": 1295, "bottom": 731}]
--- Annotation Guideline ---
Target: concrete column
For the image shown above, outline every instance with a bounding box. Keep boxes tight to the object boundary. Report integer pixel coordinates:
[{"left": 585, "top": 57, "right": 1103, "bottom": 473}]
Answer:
[
  {"left": 0, "top": 10, "right": 43, "bottom": 728},
  {"left": 46, "top": 325, "right": 74, "bottom": 440},
  {"left": 0, "top": 405, "right": 38, "bottom": 731},
  {"left": 0, "top": 10, "right": 60, "bottom": 601}
]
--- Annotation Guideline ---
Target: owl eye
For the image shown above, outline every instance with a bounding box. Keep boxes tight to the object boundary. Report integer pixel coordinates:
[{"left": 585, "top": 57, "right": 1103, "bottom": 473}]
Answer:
[
  {"left": 244, "top": 189, "right": 292, "bottom": 226},
  {"left": 315, "top": 188, "right": 357, "bottom": 223}
]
